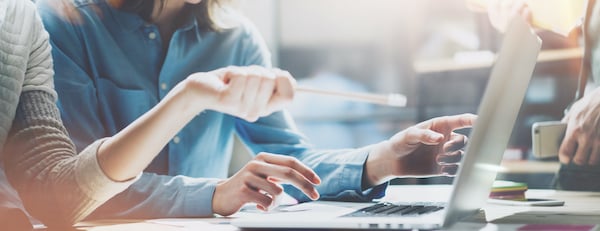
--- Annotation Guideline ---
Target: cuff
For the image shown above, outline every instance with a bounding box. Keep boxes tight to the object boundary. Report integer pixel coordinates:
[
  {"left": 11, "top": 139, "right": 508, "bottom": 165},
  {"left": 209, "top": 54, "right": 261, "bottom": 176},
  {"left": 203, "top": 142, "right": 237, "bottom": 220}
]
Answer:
[
  {"left": 74, "top": 138, "right": 140, "bottom": 202},
  {"left": 339, "top": 146, "right": 388, "bottom": 200},
  {"left": 361, "top": 182, "right": 388, "bottom": 200},
  {"left": 183, "top": 178, "right": 221, "bottom": 217}
]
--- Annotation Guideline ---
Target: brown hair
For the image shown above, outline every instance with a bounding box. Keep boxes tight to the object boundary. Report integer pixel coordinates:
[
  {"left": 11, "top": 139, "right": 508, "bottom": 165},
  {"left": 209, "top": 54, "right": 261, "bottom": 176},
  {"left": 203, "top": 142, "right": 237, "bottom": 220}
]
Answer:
[{"left": 109, "top": 0, "right": 232, "bottom": 31}]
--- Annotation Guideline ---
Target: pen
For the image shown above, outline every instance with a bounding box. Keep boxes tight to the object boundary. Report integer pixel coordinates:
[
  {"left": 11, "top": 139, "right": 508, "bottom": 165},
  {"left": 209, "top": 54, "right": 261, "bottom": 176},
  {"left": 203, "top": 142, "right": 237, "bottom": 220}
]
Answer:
[{"left": 295, "top": 86, "right": 407, "bottom": 107}]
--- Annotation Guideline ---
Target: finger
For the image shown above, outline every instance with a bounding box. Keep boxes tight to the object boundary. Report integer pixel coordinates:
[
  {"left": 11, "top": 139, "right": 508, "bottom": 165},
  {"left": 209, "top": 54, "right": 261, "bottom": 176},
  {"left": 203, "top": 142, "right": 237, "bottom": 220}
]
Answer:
[
  {"left": 256, "top": 153, "right": 321, "bottom": 184},
  {"left": 559, "top": 131, "right": 578, "bottom": 164},
  {"left": 222, "top": 68, "right": 247, "bottom": 104},
  {"left": 245, "top": 66, "right": 276, "bottom": 120},
  {"left": 215, "top": 67, "right": 232, "bottom": 83},
  {"left": 401, "top": 127, "right": 444, "bottom": 146},
  {"left": 440, "top": 164, "right": 459, "bottom": 176},
  {"left": 267, "top": 69, "right": 295, "bottom": 112},
  {"left": 245, "top": 174, "right": 284, "bottom": 198},
  {"left": 589, "top": 140, "right": 600, "bottom": 166},
  {"left": 572, "top": 136, "right": 591, "bottom": 165},
  {"left": 437, "top": 150, "right": 464, "bottom": 164},
  {"left": 252, "top": 159, "right": 319, "bottom": 200},
  {"left": 241, "top": 185, "right": 273, "bottom": 211},
  {"left": 254, "top": 76, "right": 276, "bottom": 118},
  {"left": 242, "top": 74, "right": 262, "bottom": 121},
  {"left": 521, "top": 6, "right": 532, "bottom": 23},
  {"left": 443, "top": 133, "right": 467, "bottom": 152},
  {"left": 418, "top": 113, "right": 477, "bottom": 132}
]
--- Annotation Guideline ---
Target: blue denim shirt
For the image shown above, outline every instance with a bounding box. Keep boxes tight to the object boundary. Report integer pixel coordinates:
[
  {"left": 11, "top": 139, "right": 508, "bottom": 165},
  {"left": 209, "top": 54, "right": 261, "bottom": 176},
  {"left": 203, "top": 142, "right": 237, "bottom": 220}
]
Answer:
[{"left": 37, "top": 0, "right": 386, "bottom": 219}]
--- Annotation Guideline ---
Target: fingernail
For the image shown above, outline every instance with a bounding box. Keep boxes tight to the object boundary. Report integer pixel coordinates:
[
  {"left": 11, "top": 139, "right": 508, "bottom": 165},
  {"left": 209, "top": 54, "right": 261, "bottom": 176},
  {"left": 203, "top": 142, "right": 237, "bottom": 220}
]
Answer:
[
  {"left": 311, "top": 190, "right": 320, "bottom": 200},
  {"left": 313, "top": 176, "right": 322, "bottom": 185},
  {"left": 257, "top": 204, "right": 267, "bottom": 211}
]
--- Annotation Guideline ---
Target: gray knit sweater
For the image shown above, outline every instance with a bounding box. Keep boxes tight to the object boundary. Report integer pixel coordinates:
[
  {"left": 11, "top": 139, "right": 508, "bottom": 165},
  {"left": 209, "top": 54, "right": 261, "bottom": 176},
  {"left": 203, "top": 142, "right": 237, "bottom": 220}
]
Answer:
[{"left": 0, "top": 0, "right": 136, "bottom": 227}]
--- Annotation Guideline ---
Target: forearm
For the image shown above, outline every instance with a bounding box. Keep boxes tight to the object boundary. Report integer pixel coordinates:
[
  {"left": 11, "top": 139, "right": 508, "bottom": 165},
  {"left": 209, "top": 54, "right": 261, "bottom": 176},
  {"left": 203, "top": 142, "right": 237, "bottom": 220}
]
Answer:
[
  {"left": 2, "top": 91, "right": 135, "bottom": 227},
  {"left": 88, "top": 173, "right": 221, "bottom": 219},
  {"left": 97, "top": 82, "right": 202, "bottom": 181},
  {"left": 363, "top": 141, "right": 394, "bottom": 188},
  {"left": 284, "top": 146, "right": 387, "bottom": 202}
]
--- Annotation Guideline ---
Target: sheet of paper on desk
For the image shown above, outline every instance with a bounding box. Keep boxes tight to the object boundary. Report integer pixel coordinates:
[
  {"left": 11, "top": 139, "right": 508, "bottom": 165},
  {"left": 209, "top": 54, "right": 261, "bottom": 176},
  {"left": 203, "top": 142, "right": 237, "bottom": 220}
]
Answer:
[
  {"left": 517, "top": 224, "right": 598, "bottom": 231},
  {"left": 147, "top": 218, "right": 237, "bottom": 231}
]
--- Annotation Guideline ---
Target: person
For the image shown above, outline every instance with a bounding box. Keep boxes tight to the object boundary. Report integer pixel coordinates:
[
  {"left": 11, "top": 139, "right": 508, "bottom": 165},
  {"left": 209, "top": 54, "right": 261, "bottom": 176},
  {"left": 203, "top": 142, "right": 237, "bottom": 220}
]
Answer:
[
  {"left": 486, "top": 0, "right": 600, "bottom": 190},
  {"left": 37, "top": 0, "right": 476, "bottom": 221},
  {"left": 1, "top": 0, "right": 322, "bottom": 229},
  {"left": 0, "top": 0, "right": 135, "bottom": 228}
]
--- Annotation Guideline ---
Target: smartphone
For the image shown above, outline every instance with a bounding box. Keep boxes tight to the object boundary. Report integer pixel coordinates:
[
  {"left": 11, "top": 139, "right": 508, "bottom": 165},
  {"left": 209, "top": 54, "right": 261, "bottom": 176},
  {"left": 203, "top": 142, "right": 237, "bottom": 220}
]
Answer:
[
  {"left": 532, "top": 121, "right": 567, "bottom": 159},
  {"left": 488, "top": 198, "right": 565, "bottom": 206}
]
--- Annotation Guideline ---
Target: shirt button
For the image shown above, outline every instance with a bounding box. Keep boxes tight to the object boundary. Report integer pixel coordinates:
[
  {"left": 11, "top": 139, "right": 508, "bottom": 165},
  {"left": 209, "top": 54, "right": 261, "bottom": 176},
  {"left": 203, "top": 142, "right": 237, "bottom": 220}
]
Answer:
[
  {"left": 160, "top": 83, "right": 167, "bottom": 90},
  {"left": 148, "top": 32, "right": 157, "bottom": 40},
  {"left": 173, "top": 136, "right": 181, "bottom": 144}
]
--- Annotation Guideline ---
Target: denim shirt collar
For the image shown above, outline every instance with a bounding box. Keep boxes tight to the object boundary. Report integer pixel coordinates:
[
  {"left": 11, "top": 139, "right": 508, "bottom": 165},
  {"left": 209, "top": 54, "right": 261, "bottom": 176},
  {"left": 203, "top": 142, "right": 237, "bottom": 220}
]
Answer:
[{"left": 109, "top": 6, "right": 144, "bottom": 31}]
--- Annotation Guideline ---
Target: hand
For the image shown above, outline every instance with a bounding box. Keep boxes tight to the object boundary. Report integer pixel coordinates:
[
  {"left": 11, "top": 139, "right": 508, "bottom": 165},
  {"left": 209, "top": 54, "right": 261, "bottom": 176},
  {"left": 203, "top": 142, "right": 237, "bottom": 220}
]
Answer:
[
  {"left": 364, "top": 114, "right": 477, "bottom": 187},
  {"left": 487, "top": 0, "right": 532, "bottom": 33},
  {"left": 559, "top": 88, "right": 600, "bottom": 165},
  {"left": 173, "top": 66, "right": 296, "bottom": 122},
  {"left": 212, "top": 153, "right": 321, "bottom": 216}
]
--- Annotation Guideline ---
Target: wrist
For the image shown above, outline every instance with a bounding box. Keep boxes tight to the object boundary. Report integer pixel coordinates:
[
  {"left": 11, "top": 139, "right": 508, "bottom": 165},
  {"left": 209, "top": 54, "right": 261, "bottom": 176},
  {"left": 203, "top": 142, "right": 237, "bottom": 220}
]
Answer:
[
  {"left": 363, "top": 141, "right": 393, "bottom": 188},
  {"left": 167, "top": 80, "right": 208, "bottom": 119},
  {"left": 211, "top": 181, "right": 226, "bottom": 215}
]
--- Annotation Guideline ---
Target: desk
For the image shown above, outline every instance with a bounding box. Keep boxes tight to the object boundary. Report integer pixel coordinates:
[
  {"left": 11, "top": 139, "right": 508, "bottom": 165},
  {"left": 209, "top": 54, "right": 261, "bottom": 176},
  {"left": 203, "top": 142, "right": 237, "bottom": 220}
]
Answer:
[{"left": 74, "top": 185, "right": 600, "bottom": 231}]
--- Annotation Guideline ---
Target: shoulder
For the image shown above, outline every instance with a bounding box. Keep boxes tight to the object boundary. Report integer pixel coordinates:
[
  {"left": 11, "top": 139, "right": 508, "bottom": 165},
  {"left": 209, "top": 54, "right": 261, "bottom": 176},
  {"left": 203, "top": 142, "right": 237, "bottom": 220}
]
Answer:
[
  {"left": 36, "top": 0, "right": 111, "bottom": 44},
  {"left": 36, "top": 0, "right": 108, "bottom": 25},
  {"left": 213, "top": 12, "right": 269, "bottom": 53},
  {"left": 202, "top": 11, "right": 269, "bottom": 51},
  {"left": 221, "top": 12, "right": 264, "bottom": 43},
  {"left": 37, "top": 0, "right": 104, "bottom": 10},
  {"left": 0, "top": 0, "right": 47, "bottom": 52},
  {"left": 1, "top": 0, "right": 38, "bottom": 25},
  {"left": 211, "top": 12, "right": 270, "bottom": 66}
]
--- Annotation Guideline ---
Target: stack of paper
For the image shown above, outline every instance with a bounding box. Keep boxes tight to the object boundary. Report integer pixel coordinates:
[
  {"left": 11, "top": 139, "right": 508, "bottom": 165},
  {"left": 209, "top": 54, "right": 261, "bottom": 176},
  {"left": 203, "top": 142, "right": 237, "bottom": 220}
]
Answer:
[{"left": 489, "top": 180, "right": 528, "bottom": 201}]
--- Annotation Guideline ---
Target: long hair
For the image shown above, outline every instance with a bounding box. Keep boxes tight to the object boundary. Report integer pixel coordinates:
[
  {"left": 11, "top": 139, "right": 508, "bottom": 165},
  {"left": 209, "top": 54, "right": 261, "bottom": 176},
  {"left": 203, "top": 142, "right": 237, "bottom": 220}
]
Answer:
[{"left": 109, "top": 0, "right": 233, "bottom": 31}]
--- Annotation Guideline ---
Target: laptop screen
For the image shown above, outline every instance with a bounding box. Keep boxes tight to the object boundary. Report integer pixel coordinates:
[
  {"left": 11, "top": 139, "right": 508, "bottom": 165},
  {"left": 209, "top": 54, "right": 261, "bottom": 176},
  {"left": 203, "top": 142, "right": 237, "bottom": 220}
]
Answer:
[{"left": 442, "top": 16, "right": 542, "bottom": 227}]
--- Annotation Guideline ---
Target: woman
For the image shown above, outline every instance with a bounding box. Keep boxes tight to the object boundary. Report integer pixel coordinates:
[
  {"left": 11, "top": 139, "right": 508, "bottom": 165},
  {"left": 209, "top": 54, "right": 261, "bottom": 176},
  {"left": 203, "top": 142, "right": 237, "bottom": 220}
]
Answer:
[
  {"left": 2, "top": 0, "right": 321, "bottom": 228},
  {"left": 38, "top": 0, "right": 474, "bottom": 222}
]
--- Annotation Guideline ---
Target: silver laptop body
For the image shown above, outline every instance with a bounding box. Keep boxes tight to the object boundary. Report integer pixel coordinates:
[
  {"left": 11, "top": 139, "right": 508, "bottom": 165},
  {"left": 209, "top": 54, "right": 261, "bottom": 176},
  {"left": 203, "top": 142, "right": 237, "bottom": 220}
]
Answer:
[{"left": 233, "top": 17, "right": 541, "bottom": 230}]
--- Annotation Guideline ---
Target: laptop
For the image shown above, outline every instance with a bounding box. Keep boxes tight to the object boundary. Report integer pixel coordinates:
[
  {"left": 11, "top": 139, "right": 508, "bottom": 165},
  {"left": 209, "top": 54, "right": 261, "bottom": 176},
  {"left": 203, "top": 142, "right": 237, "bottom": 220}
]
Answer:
[{"left": 233, "top": 16, "right": 541, "bottom": 230}]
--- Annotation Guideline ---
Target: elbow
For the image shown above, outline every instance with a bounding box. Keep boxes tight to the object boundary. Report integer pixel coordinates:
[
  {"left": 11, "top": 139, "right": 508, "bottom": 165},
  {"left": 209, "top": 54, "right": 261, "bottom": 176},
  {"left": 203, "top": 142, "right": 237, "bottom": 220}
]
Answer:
[
  {"left": 16, "top": 184, "right": 90, "bottom": 228},
  {"left": 7, "top": 159, "right": 94, "bottom": 228}
]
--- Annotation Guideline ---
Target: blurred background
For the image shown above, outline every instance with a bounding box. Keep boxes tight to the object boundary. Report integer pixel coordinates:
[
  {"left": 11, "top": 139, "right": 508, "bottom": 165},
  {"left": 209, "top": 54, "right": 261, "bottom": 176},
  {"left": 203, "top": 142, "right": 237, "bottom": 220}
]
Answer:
[{"left": 239, "top": 0, "right": 582, "bottom": 188}]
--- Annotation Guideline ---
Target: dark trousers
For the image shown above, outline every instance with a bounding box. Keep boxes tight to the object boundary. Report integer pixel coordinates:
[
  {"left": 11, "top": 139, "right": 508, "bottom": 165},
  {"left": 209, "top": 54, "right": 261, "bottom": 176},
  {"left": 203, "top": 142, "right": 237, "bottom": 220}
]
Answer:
[{"left": 554, "top": 163, "right": 600, "bottom": 191}]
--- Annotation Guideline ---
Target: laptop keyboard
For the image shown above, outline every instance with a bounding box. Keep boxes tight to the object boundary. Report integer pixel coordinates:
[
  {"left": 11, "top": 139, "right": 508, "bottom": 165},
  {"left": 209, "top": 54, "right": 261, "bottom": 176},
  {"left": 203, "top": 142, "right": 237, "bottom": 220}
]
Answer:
[{"left": 342, "top": 202, "right": 444, "bottom": 217}]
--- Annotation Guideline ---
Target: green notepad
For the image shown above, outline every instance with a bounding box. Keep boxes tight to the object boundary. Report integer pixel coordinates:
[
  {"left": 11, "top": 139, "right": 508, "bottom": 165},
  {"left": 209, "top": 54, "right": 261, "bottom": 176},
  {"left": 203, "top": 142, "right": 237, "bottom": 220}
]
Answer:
[{"left": 490, "top": 180, "right": 528, "bottom": 201}]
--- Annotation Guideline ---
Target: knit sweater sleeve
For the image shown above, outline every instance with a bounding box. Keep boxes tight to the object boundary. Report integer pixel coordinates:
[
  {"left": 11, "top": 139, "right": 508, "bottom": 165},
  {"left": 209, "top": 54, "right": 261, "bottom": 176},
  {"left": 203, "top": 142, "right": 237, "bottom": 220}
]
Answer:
[{"left": 2, "top": 90, "right": 137, "bottom": 228}]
